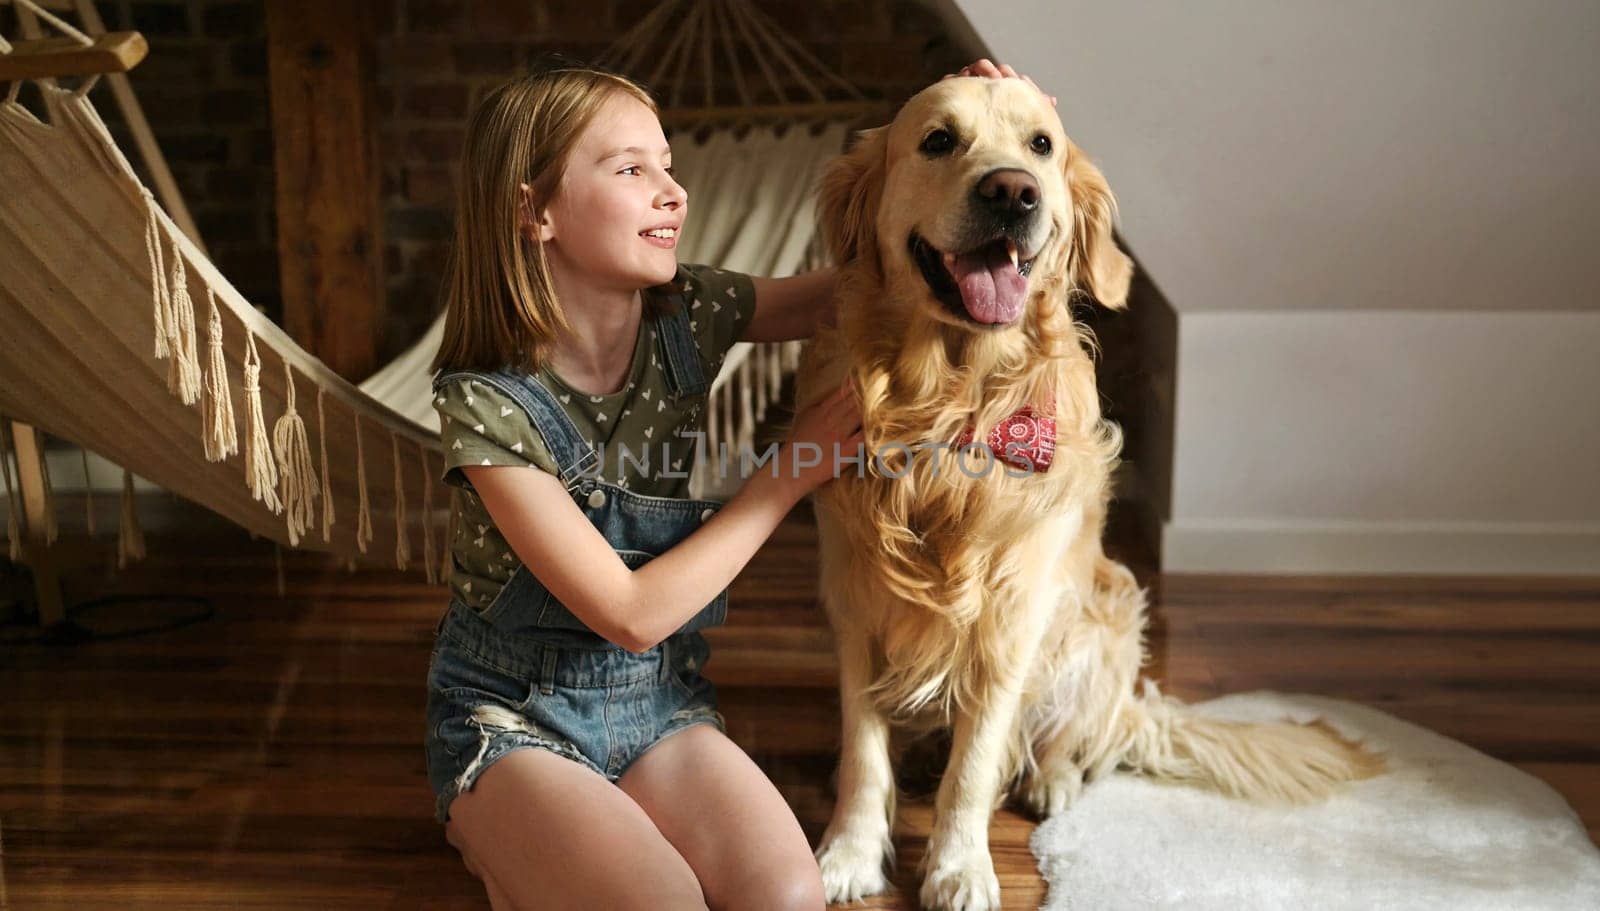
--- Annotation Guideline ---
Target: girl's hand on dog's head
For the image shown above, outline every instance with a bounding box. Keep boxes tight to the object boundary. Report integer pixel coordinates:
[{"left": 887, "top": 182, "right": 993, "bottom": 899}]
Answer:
[{"left": 941, "top": 58, "right": 1057, "bottom": 107}]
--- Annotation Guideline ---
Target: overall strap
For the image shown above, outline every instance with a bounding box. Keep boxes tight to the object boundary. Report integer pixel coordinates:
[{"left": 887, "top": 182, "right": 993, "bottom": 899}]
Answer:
[
  {"left": 652, "top": 290, "right": 707, "bottom": 399},
  {"left": 431, "top": 368, "right": 599, "bottom": 492}
]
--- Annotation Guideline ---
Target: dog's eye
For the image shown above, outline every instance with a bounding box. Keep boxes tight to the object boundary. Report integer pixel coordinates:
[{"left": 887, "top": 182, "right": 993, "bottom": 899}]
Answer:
[
  {"left": 1031, "top": 134, "right": 1053, "bottom": 156},
  {"left": 919, "top": 129, "right": 955, "bottom": 156}
]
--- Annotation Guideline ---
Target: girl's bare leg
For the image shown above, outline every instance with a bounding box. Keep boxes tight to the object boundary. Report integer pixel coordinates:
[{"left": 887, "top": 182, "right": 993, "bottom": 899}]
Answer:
[
  {"left": 618, "top": 724, "right": 826, "bottom": 911},
  {"left": 445, "top": 747, "right": 709, "bottom": 911}
]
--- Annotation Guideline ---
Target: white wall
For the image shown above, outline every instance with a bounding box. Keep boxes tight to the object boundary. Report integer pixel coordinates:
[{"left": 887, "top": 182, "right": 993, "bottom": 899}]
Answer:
[
  {"left": 952, "top": 0, "right": 1600, "bottom": 316},
  {"left": 1165, "top": 312, "right": 1600, "bottom": 573},
  {"left": 953, "top": 0, "right": 1600, "bottom": 573}
]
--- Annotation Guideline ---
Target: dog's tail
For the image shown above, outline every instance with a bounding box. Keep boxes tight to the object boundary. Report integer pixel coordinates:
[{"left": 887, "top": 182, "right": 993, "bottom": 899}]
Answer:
[{"left": 1115, "top": 680, "right": 1388, "bottom": 804}]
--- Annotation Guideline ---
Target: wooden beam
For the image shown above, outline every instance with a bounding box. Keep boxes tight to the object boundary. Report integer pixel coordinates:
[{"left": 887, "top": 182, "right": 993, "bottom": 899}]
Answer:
[
  {"left": 0, "top": 31, "right": 147, "bottom": 79},
  {"left": 263, "top": 0, "right": 382, "bottom": 382}
]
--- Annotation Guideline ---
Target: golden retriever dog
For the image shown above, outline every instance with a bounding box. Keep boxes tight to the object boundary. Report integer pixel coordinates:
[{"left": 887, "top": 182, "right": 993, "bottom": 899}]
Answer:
[{"left": 794, "top": 77, "right": 1386, "bottom": 911}]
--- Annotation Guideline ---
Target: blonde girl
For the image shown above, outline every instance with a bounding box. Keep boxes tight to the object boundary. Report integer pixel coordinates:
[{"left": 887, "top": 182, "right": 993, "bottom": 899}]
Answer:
[{"left": 423, "top": 61, "right": 856, "bottom": 911}]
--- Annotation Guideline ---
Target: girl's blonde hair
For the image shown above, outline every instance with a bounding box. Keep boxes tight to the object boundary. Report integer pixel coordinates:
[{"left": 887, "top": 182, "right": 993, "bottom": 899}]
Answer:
[{"left": 431, "top": 63, "right": 677, "bottom": 376}]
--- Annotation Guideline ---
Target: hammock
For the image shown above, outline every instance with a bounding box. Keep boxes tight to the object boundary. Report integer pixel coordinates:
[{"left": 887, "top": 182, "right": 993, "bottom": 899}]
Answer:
[{"left": 0, "top": 0, "right": 877, "bottom": 583}]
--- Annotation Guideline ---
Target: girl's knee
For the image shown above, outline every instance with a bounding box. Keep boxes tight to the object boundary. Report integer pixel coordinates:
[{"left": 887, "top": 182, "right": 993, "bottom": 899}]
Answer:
[
  {"left": 779, "top": 869, "right": 828, "bottom": 911},
  {"left": 719, "top": 863, "right": 825, "bottom": 911}
]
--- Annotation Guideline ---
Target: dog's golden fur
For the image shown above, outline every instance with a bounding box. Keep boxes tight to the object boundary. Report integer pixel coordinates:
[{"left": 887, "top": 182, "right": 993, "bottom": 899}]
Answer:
[{"left": 797, "top": 78, "right": 1386, "bottom": 909}]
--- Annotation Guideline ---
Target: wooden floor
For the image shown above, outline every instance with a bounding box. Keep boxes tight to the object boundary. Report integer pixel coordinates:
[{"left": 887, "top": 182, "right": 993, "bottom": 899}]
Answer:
[{"left": 2, "top": 493, "right": 1597, "bottom": 909}]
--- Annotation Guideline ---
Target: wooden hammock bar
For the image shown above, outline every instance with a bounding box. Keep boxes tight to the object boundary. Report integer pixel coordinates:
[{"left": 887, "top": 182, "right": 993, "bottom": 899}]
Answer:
[{"left": 0, "top": 30, "right": 146, "bottom": 79}]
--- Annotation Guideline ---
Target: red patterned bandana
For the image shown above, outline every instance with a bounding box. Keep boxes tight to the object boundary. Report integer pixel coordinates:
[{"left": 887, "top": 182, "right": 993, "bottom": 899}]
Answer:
[{"left": 956, "top": 404, "right": 1056, "bottom": 473}]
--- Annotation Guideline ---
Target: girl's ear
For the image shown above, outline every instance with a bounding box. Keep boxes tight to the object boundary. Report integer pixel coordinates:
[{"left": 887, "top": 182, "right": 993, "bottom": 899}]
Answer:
[
  {"left": 519, "top": 183, "right": 555, "bottom": 242},
  {"left": 817, "top": 126, "right": 888, "bottom": 268},
  {"left": 1063, "top": 146, "right": 1133, "bottom": 310}
]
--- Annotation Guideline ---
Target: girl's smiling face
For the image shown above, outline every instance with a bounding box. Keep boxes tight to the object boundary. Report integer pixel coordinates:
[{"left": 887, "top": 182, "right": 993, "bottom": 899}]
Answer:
[{"left": 528, "top": 93, "right": 687, "bottom": 292}]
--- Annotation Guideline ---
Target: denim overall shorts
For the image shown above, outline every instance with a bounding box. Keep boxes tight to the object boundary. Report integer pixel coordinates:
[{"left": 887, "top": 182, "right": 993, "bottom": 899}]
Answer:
[{"left": 424, "top": 302, "right": 729, "bottom": 825}]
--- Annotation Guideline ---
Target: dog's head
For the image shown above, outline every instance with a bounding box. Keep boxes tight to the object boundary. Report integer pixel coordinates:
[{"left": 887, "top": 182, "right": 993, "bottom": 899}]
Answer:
[{"left": 820, "top": 77, "right": 1132, "bottom": 332}]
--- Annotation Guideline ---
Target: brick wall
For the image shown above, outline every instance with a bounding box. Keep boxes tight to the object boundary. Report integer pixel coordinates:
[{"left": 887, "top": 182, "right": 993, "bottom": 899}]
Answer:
[{"left": 8, "top": 0, "right": 974, "bottom": 364}]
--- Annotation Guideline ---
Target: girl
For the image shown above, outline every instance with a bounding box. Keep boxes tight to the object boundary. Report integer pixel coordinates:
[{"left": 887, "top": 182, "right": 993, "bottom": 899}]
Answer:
[
  {"left": 425, "top": 57, "right": 1043, "bottom": 911},
  {"left": 424, "top": 61, "right": 857, "bottom": 911}
]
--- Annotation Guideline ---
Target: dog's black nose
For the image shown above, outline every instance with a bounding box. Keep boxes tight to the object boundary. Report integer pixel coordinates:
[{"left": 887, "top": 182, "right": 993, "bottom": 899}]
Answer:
[{"left": 975, "top": 168, "right": 1040, "bottom": 218}]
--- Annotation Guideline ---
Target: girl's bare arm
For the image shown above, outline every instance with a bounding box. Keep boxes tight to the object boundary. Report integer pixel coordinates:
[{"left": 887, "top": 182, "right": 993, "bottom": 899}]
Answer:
[{"left": 462, "top": 382, "right": 860, "bottom": 653}]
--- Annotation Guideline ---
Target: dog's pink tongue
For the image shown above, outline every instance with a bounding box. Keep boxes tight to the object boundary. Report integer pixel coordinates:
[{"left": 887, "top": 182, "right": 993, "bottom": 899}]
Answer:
[{"left": 951, "top": 243, "right": 1027, "bottom": 324}]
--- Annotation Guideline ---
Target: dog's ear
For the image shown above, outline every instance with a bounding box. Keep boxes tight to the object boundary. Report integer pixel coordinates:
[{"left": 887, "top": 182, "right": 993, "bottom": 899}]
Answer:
[
  {"left": 1063, "top": 147, "right": 1134, "bottom": 310},
  {"left": 818, "top": 126, "right": 888, "bottom": 267}
]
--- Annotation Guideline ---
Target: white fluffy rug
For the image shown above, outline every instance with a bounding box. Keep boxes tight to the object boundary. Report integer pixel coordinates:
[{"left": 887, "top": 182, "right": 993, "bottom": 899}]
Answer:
[{"left": 1031, "top": 691, "right": 1600, "bottom": 911}]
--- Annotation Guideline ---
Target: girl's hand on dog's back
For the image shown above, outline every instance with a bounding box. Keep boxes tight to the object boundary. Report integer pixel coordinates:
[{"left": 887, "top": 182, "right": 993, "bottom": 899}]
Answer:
[{"left": 783, "top": 379, "right": 864, "bottom": 494}]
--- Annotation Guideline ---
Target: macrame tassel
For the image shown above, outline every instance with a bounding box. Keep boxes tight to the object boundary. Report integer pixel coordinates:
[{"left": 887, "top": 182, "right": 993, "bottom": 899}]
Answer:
[
  {"left": 165, "top": 245, "right": 202, "bottom": 405},
  {"left": 117, "top": 467, "right": 145, "bottom": 569},
  {"left": 271, "top": 362, "right": 320, "bottom": 547},
  {"left": 79, "top": 447, "right": 96, "bottom": 536},
  {"left": 354, "top": 412, "right": 373, "bottom": 555},
  {"left": 421, "top": 443, "right": 436, "bottom": 586},
  {"left": 202, "top": 290, "right": 239, "bottom": 462},
  {"left": 241, "top": 332, "right": 282, "bottom": 514},
  {"left": 1, "top": 421, "right": 21, "bottom": 562},
  {"left": 391, "top": 431, "right": 410, "bottom": 571},
  {"left": 38, "top": 438, "right": 58, "bottom": 545},
  {"left": 317, "top": 387, "right": 335, "bottom": 543},
  {"left": 142, "top": 189, "right": 172, "bottom": 361}
]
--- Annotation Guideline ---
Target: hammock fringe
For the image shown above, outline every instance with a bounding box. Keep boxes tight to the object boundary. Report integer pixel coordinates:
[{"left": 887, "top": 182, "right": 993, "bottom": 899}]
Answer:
[
  {"left": 166, "top": 237, "right": 202, "bottom": 405},
  {"left": 391, "top": 430, "right": 409, "bottom": 571},
  {"left": 241, "top": 331, "right": 283, "bottom": 514},
  {"left": 142, "top": 189, "right": 171, "bottom": 361},
  {"left": 271, "top": 361, "right": 320, "bottom": 547},
  {"left": 202, "top": 289, "right": 239, "bottom": 462},
  {"left": 354, "top": 412, "right": 373, "bottom": 555},
  {"left": 317, "top": 386, "right": 335, "bottom": 543},
  {"left": 117, "top": 467, "right": 145, "bottom": 568}
]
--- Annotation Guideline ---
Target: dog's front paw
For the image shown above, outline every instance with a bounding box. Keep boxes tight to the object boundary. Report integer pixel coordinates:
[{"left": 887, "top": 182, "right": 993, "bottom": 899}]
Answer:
[
  {"left": 816, "top": 834, "right": 890, "bottom": 904},
  {"left": 1016, "top": 766, "right": 1084, "bottom": 819},
  {"left": 919, "top": 852, "right": 1001, "bottom": 911}
]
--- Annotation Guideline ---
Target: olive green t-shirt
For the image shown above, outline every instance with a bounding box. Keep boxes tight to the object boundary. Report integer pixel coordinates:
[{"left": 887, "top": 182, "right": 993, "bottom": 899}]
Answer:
[{"left": 433, "top": 263, "right": 757, "bottom": 613}]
